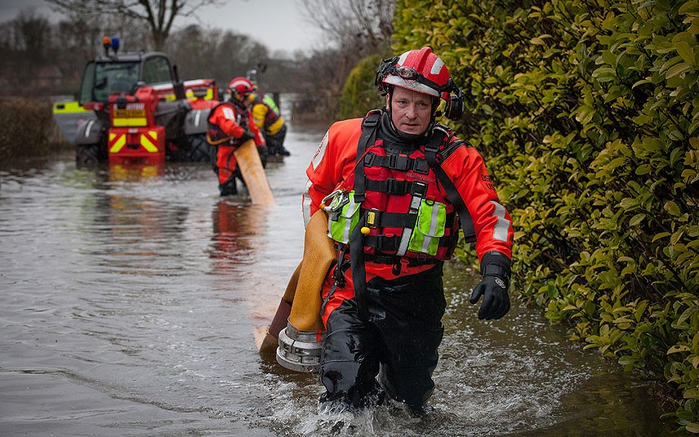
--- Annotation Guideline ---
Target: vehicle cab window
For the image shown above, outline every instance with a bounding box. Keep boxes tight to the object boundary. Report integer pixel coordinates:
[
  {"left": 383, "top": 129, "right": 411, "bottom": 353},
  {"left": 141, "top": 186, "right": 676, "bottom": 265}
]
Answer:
[
  {"left": 143, "top": 57, "right": 173, "bottom": 85},
  {"left": 91, "top": 61, "right": 139, "bottom": 102}
]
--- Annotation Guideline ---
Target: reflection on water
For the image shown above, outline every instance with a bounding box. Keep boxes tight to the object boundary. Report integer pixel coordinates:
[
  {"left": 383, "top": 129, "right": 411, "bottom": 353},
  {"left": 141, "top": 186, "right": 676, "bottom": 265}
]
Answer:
[
  {"left": 0, "top": 127, "right": 676, "bottom": 436},
  {"left": 210, "top": 200, "right": 261, "bottom": 269}
]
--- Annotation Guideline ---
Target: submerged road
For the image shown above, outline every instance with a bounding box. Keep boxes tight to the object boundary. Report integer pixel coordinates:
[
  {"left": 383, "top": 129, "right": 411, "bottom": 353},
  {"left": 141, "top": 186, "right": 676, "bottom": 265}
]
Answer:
[{"left": 0, "top": 119, "right": 674, "bottom": 436}]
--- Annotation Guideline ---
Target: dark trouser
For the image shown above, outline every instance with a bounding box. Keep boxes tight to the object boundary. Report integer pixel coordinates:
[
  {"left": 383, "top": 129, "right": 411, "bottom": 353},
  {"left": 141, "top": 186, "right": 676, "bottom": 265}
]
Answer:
[
  {"left": 266, "top": 124, "right": 288, "bottom": 156},
  {"left": 215, "top": 143, "right": 268, "bottom": 195},
  {"left": 320, "top": 265, "right": 446, "bottom": 412}
]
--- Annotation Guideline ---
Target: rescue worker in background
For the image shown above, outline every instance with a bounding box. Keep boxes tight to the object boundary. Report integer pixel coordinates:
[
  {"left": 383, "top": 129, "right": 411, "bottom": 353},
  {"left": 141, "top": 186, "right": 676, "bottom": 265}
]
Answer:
[
  {"left": 303, "top": 47, "right": 514, "bottom": 414},
  {"left": 207, "top": 78, "right": 267, "bottom": 196},
  {"left": 229, "top": 77, "right": 291, "bottom": 157}
]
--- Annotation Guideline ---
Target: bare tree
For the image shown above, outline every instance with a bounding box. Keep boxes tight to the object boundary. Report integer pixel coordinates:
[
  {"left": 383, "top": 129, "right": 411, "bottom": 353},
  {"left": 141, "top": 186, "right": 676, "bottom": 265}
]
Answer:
[
  {"left": 300, "top": 0, "right": 394, "bottom": 54},
  {"left": 0, "top": 11, "right": 55, "bottom": 95},
  {"left": 46, "top": 0, "right": 221, "bottom": 51},
  {"left": 292, "top": 0, "right": 394, "bottom": 120},
  {"left": 165, "top": 24, "right": 269, "bottom": 83}
]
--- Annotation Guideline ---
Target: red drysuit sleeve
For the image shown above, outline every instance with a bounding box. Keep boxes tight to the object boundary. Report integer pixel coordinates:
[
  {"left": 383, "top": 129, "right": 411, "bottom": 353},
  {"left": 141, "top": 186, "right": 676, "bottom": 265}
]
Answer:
[
  {"left": 441, "top": 143, "right": 513, "bottom": 262},
  {"left": 303, "top": 118, "right": 363, "bottom": 222},
  {"left": 209, "top": 104, "right": 245, "bottom": 139}
]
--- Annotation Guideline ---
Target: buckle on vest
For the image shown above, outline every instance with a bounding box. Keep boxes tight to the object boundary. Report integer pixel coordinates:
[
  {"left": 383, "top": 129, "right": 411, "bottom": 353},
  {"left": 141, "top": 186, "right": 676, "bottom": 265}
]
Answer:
[
  {"left": 386, "top": 178, "right": 407, "bottom": 195},
  {"left": 412, "top": 158, "right": 429, "bottom": 175},
  {"left": 362, "top": 112, "right": 380, "bottom": 128},
  {"left": 390, "top": 154, "right": 411, "bottom": 171},
  {"left": 365, "top": 208, "right": 381, "bottom": 228},
  {"left": 424, "top": 143, "right": 439, "bottom": 154},
  {"left": 410, "top": 180, "right": 428, "bottom": 197},
  {"left": 377, "top": 235, "right": 398, "bottom": 251}
]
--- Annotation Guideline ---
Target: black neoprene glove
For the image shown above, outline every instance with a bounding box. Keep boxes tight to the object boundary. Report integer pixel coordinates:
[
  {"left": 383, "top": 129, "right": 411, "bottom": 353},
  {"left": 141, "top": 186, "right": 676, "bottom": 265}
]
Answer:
[
  {"left": 239, "top": 130, "right": 255, "bottom": 143},
  {"left": 469, "top": 251, "right": 511, "bottom": 320}
]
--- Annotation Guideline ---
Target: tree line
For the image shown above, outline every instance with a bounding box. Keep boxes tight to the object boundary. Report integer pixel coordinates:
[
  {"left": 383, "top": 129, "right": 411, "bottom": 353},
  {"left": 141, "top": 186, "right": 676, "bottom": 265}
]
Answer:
[{"left": 0, "top": 0, "right": 395, "bottom": 122}]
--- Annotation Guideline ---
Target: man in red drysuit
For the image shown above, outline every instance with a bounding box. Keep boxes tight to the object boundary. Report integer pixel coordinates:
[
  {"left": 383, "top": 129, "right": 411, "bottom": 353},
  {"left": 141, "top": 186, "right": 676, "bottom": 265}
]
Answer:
[
  {"left": 207, "top": 78, "right": 266, "bottom": 196},
  {"left": 303, "top": 47, "right": 514, "bottom": 414}
]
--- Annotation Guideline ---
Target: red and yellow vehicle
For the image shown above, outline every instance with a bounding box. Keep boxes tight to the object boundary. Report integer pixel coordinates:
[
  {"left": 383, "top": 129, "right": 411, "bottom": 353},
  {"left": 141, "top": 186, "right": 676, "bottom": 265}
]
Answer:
[{"left": 53, "top": 37, "right": 220, "bottom": 165}]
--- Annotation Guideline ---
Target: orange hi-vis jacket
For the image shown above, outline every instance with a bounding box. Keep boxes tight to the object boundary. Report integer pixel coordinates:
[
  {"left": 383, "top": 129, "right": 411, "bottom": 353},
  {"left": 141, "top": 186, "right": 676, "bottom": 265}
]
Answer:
[{"left": 303, "top": 113, "right": 513, "bottom": 283}]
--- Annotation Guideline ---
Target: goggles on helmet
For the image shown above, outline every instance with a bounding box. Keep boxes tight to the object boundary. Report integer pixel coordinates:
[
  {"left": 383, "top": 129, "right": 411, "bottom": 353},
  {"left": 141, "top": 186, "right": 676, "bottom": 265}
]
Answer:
[
  {"left": 389, "top": 64, "right": 442, "bottom": 91},
  {"left": 377, "top": 57, "right": 450, "bottom": 97},
  {"left": 393, "top": 65, "right": 419, "bottom": 80}
]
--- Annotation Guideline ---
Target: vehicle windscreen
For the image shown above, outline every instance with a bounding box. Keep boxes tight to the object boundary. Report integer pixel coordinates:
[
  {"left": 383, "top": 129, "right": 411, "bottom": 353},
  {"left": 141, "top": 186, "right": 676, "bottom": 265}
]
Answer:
[{"left": 91, "top": 61, "right": 140, "bottom": 103}]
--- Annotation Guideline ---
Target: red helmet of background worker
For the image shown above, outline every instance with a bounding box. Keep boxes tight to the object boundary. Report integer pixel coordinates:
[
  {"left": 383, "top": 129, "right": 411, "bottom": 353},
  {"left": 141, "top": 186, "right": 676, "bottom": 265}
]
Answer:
[
  {"left": 227, "top": 77, "right": 255, "bottom": 100},
  {"left": 375, "top": 47, "right": 464, "bottom": 121}
]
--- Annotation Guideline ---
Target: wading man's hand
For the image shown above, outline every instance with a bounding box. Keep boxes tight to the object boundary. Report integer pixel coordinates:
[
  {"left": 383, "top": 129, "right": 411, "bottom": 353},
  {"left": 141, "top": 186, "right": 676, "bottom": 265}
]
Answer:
[{"left": 469, "top": 252, "right": 511, "bottom": 320}]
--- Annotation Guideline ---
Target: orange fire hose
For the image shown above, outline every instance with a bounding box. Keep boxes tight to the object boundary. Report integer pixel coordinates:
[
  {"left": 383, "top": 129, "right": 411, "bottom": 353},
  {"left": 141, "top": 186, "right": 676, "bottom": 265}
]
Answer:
[
  {"left": 259, "top": 209, "right": 335, "bottom": 353},
  {"left": 233, "top": 139, "right": 274, "bottom": 204}
]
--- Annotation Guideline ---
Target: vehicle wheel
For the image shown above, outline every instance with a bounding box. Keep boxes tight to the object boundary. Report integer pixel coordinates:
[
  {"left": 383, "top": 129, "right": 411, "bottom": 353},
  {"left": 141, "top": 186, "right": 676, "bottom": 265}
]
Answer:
[
  {"left": 186, "top": 134, "right": 212, "bottom": 163},
  {"left": 76, "top": 144, "right": 101, "bottom": 166}
]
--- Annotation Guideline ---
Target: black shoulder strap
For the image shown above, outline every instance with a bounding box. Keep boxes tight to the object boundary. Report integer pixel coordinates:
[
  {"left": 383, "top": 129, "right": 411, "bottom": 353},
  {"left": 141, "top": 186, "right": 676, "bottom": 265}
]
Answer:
[
  {"left": 353, "top": 110, "right": 381, "bottom": 203},
  {"left": 349, "top": 109, "right": 381, "bottom": 317},
  {"left": 424, "top": 129, "right": 477, "bottom": 243}
]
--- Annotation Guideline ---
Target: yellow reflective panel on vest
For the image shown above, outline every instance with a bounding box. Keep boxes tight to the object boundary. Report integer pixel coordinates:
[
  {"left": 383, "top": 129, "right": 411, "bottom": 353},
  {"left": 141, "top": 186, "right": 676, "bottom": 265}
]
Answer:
[
  {"left": 263, "top": 94, "right": 279, "bottom": 113},
  {"left": 327, "top": 190, "right": 360, "bottom": 244},
  {"left": 408, "top": 199, "right": 446, "bottom": 255}
]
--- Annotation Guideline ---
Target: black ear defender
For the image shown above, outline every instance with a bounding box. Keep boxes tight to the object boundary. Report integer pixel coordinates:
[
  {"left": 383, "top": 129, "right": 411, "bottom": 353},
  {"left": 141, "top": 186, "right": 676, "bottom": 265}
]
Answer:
[{"left": 443, "top": 80, "right": 464, "bottom": 121}]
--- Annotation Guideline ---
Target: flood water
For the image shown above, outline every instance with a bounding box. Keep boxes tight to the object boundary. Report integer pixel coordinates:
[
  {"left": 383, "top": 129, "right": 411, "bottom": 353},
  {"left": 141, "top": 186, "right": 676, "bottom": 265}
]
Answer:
[{"left": 0, "top": 119, "right": 676, "bottom": 436}]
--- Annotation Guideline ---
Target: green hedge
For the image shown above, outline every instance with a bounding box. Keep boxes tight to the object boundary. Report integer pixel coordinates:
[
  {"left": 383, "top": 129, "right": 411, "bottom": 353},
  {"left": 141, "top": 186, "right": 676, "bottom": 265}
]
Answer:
[
  {"left": 0, "top": 98, "right": 68, "bottom": 162},
  {"left": 393, "top": 0, "right": 699, "bottom": 430},
  {"left": 338, "top": 54, "right": 388, "bottom": 120}
]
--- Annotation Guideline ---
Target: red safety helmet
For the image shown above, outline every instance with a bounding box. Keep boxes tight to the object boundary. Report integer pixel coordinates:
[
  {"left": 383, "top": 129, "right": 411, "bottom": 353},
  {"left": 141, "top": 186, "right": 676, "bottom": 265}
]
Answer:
[
  {"left": 376, "top": 47, "right": 464, "bottom": 120},
  {"left": 376, "top": 47, "right": 450, "bottom": 97},
  {"left": 228, "top": 77, "right": 254, "bottom": 97}
]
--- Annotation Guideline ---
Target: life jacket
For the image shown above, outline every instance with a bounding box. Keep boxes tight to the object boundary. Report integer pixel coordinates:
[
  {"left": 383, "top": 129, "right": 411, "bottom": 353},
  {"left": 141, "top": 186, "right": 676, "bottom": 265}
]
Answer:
[
  {"left": 251, "top": 93, "right": 281, "bottom": 127},
  {"left": 326, "top": 110, "right": 473, "bottom": 266},
  {"left": 206, "top": 101, "right": 249, "bottom": 146}
]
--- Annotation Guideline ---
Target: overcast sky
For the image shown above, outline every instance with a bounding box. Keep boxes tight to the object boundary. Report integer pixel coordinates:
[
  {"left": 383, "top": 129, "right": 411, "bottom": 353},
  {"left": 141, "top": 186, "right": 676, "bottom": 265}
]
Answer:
[{"left": 0, "top": 0, "right": 324, "bottom": 55}]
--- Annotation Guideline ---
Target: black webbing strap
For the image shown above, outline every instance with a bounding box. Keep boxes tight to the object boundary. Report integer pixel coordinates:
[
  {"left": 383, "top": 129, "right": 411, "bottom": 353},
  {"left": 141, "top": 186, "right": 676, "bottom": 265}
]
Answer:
[
  {"left": 364, "top": 154, "right": 430, "bottom": 175},
  {"left": 349, "top": 110, "right": 380, "bottom": 318},
  {"left": 364, "top": 178, "right": 410, "bottom": 196},
  {"left": 365, "top": 154, "right": 413, "bottom": 171},
  {"left": 424, "top": 130, "right": 477, "bottom": 243},
  {"left": 363, "top": 233, "right": 458, "bottom": 252},
  {"left": 365, "top": 253, "right": 440, "bottom": 266},
  {"left": 395, "top": 180, "right": 427, "bottom": 256},
  {"left": 363, "top": 235, "right": 400, "bottom": 252},
  {"left": 353, "top": 111, "right": 381, "bottom": 203},
  {"left": 349, "top": 211, "right": 368, "bottom": 317},
  {"left": 364, "top": 210, "right": 406, "bottom": 229},
  {"left": 365, "top": 209, "right": 457, "bottom": 230}
]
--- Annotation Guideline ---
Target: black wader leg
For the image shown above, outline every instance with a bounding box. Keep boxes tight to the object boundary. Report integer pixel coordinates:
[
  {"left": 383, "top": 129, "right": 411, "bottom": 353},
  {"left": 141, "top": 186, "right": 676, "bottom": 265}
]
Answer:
[
  {"left": 320, "top": 298, "right": 382, "bottom": 410},
  {"left": 219, "top": 176, "right": 238, "bottom": 196},
  {"left": 367, "top": 266, "right": 446, "bottom": 413}
]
